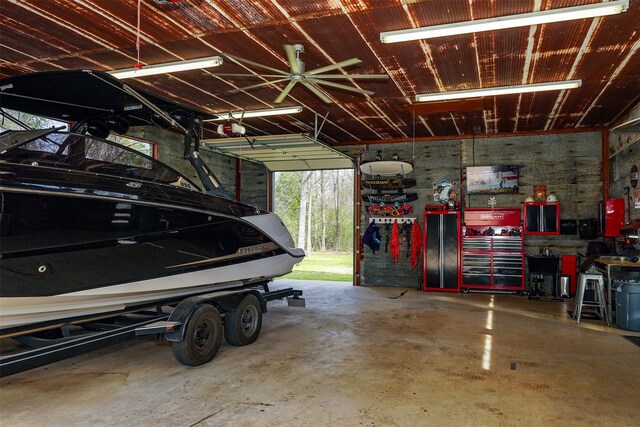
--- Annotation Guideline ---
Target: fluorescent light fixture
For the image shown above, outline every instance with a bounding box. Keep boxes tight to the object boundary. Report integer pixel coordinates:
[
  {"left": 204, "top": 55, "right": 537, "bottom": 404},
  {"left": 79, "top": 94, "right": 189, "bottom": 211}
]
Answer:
[
  {"left": 207, "top": 106, "right": 303, "bottom": 121},
  {"left": 415, "top": 79, "right": 582, "bottom": 102},
  {"left": 381, "top": 0, "right": 628, "bottom": 43},
  {"left": 109, "top": 56, "right": 223, "bottom": 79}
]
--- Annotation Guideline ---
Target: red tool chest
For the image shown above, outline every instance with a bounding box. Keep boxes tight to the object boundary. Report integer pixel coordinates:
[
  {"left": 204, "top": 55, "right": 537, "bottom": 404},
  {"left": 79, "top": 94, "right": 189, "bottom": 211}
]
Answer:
[{"left": 461, "top": 208, "right": 525, "bottom": 293}]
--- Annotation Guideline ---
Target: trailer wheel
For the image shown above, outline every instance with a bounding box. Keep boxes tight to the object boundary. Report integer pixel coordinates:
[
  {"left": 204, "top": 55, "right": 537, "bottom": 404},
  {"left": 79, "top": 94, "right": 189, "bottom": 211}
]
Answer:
[
  {"left": 224, "top": 294, "right": 262, "bottom": 346},
  {"left": 173, "top": 304, "right": 222, "bottom": 366}
]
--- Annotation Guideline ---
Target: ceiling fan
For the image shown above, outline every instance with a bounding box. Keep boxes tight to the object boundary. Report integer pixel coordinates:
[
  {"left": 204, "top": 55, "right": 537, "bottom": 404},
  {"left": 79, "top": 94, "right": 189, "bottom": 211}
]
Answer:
[{"left": 214, "top": 44, "right": 389, "bottom": 104}]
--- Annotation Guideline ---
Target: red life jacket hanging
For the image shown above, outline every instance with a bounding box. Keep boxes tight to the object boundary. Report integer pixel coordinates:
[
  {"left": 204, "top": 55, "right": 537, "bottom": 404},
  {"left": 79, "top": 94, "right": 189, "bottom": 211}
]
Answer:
[
  {"left": 390, "top": 220, "right": 400, "bottom": 262},
  {"left": 410, "top": 220, "right": 422, "bottom": 268}
]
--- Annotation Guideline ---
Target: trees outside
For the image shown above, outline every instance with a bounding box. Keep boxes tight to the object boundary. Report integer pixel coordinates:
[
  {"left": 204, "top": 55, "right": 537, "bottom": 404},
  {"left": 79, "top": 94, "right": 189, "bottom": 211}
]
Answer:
[
  {"left": 274, "top": 170, "right": 353, "bottom": 253},
  {"left": 1, "top": 108, "right": 154, "bottom": 159},
  {"left": 1, "top": 108, "right": 68, "bottom": 132}
]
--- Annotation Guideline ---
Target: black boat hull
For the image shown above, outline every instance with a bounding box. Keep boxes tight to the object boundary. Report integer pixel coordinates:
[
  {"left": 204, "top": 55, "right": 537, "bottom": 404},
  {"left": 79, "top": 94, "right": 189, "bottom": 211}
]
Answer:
[{"left": 0, "top": 185, "right": 303, "bottom": 334}]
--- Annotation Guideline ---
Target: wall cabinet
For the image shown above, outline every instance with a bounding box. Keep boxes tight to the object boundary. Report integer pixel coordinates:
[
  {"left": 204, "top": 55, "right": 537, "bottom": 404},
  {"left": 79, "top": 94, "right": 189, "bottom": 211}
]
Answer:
[
  {"left": 461, "top": 208, "right": 525, "bottom": 292},
  {"left": 524, "top": 202, "right": 560, "bottom": 235},
  {"left": 423, "top": 209, "right": 461, "bottom": 292}
]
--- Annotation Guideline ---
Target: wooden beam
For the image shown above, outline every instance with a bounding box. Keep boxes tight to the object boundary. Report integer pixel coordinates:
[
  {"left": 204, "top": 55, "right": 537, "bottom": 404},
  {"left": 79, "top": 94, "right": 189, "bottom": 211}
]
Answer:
[
  {"left": 354, "top": 162, "right": 362, "bottom": 286},
  {"left": 330, "top": 127, "right": 607, "bottom": 147},
  {"left": 266, "top": 170, "right": 273, "bottom": 212},
  {"left": 602, "top": 130, "right": 609, "bottom": 200}
]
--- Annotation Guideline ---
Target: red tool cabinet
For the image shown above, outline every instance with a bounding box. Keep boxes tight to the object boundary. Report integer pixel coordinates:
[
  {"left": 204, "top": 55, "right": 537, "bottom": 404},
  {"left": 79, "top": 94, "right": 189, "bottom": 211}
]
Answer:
[
  {"left": 461, "top": 208, "right": 525, "bottom": 293},
  {"left": 423, "top": 207, "right": 461, "bottom": 292},
  {"left": 561, "top": 255, "right": 577, "bottom": 296},
  {"left": 598, "top": 198, "right": 625, "bottom": 237}
]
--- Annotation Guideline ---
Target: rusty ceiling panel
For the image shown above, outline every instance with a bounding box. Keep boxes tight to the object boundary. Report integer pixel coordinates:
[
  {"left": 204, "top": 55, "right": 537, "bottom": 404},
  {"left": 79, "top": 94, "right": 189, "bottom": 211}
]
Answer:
[
  {"left": 409, "top": 99, "right": 486, "bottom": 115},
  {"left": 470, "top": 0, "right": 534, "bottom": 20},
  {"left": 272, "top": 0, "right": 343, "bottom": 17},
  {"left": 402, "top": 1, "right": 474, "bottom": 28},
  {"left": 1, "top": 0, "right": 639, "bottom": 145},
  {"left": 1, "top": 3, "right": 107, "bottom": 58},
  {"left": 148, "top": 0, "right": 233, "bottom": 35},
  {"left": 352, "top": 6, "right": 440, "bottom": 103},
  {"left": 203, "top": 0, "right": 288, "bottom": 29}
]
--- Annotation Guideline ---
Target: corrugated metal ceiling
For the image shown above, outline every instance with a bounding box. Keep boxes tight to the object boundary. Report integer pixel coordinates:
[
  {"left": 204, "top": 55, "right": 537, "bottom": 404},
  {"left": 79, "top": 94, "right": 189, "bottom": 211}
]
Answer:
[{"left": 1, "top": 0, "right": 639, "bottom": 146}]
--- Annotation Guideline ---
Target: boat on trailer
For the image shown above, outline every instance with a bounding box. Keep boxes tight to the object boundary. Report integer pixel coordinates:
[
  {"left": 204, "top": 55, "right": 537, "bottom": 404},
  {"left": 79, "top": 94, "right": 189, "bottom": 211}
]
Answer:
[{"left": 0, "top": 70, "right": 305, "bottom": 337}]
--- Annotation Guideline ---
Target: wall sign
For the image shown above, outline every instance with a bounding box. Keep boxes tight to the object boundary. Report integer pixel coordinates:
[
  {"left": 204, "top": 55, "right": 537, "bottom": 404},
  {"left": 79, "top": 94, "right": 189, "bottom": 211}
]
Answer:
[
  {"left": 631, "top": 164, "right": 638, "bottom": 188},
  {"left": 634, "top": 188, "right": 640, "bottom": 210}
]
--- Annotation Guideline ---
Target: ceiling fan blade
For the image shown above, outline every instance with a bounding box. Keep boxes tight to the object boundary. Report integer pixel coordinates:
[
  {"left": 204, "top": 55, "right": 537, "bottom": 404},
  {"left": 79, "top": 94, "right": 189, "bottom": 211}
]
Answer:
[
  {"left": 304, "top": 58, "right": 362, "bottom": 76},
  {"left": 283, "top": 45, "right": 300, "bottom": 74},
  {"left": 308, "top": 78, "right": 374, "bottom": 96},
  {"left": 204, "top": 73, "right": 287, "bottom": 78},
  {"left": 274, "top": 80, "right": 298, "bottom": 104},
  {"left": 224, "top": 53, "right": 290, "bottom": 76},
  {"left": 311, "top": 74, "right": 389, "bottom": 80},
  {"left": 228, "top": 78, "right": 291, "bottom": 94},
  {"left": 301, "top": 81, "right": 333, "bottom": 103}
]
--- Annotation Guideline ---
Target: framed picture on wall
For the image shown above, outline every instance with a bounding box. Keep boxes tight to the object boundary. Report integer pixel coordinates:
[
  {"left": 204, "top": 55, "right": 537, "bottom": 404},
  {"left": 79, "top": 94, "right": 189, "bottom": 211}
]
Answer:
[{"left": 466, "top": 165, "right": 519, "bottom": 195}]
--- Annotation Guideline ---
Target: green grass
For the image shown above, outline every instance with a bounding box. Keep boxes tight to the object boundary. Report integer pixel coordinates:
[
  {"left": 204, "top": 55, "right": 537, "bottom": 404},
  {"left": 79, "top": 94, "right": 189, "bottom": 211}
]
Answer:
[{"left": 283, "top": 252, "right": 353, "bottom": 281}]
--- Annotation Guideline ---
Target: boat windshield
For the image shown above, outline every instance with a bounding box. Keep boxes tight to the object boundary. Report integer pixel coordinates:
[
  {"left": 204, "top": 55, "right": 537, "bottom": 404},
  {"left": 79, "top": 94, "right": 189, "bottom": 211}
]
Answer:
[{"left": 0, "top": 131, "right": 201, "bottom": 190}]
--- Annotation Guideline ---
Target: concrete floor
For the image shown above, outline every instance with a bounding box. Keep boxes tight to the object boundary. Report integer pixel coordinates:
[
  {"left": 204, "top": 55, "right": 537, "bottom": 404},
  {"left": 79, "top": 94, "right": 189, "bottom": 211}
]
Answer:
[{"left": 1, "top": 280, "right": 639, "bottom": 426}]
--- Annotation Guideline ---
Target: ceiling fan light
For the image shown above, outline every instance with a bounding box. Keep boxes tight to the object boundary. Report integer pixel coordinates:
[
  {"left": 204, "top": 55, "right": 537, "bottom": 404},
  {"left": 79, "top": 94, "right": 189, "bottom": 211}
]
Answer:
[
  {"left": 380, "top": 0, "right": 628, "bottom": 43},
  {"left": 206, "top": 106, "right": 303, "bottom": 121},
  {"left": 109, "top": 56, "right": 223, "bottom": 79},
  {"left": 415, "top": 80, "right": 582, "bottom": 102}
]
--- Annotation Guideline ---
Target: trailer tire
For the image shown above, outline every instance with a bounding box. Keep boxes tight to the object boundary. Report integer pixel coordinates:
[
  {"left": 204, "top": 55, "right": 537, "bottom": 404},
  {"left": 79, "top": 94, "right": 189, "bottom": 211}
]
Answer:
[
  {"left": 224, "top": 294, "right": 262, "bottom": 346},
  {"left": 173, "top": 304, "right": 222, "bottom": 366}
]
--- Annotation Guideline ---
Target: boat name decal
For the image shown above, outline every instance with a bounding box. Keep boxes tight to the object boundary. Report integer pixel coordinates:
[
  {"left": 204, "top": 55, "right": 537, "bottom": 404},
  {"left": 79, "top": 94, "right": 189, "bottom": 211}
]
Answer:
[
  {"left": 238, "top": 244, "right": 267, "bottom": 255},
  {"left": 165, "top": 242, "right": 279, "bottom": 269}
]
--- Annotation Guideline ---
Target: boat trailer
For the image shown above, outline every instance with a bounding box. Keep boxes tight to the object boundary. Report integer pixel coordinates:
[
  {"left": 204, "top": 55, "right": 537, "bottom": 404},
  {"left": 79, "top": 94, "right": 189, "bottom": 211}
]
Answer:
[{"left": 0, "top": 284, "right": 303, "bottom": 377}]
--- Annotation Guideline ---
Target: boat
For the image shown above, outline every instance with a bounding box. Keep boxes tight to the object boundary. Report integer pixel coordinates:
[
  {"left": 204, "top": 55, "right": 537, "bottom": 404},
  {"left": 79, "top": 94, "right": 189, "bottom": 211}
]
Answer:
[{"left": 0, "top": 70, "right": 305, "bottom": 337}]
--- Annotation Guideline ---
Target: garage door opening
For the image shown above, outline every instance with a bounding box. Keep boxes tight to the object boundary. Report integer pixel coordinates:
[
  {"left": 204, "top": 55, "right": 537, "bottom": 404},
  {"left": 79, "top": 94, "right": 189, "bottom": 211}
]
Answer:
[{"left": 274, "top": 170, "right": 354, "bottom": 282}]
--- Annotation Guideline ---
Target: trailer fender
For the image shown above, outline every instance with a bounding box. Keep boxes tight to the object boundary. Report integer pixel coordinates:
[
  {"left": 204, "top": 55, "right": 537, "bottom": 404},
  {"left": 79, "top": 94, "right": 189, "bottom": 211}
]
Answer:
[{"left": 163, "top": 290, "right": 267, "bottom": 342}]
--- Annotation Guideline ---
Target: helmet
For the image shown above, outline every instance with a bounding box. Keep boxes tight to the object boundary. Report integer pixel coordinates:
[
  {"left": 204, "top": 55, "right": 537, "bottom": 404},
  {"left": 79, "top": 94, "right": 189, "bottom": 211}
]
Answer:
[
  {"left": 524, "top": 196, "right": 534, "bottom": 203},
  {"left": 546, "top": 194, "right": 558, "bottom": 202}
]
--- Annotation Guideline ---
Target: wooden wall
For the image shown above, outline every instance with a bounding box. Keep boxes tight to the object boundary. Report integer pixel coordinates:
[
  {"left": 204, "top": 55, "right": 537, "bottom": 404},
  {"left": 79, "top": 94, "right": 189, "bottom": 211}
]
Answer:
[
  {"left": 463, "top": 132, "right": 602, "bottom": 258},
  {"left": 344, "top": 131, "right": 603, "bottom": 288}
]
